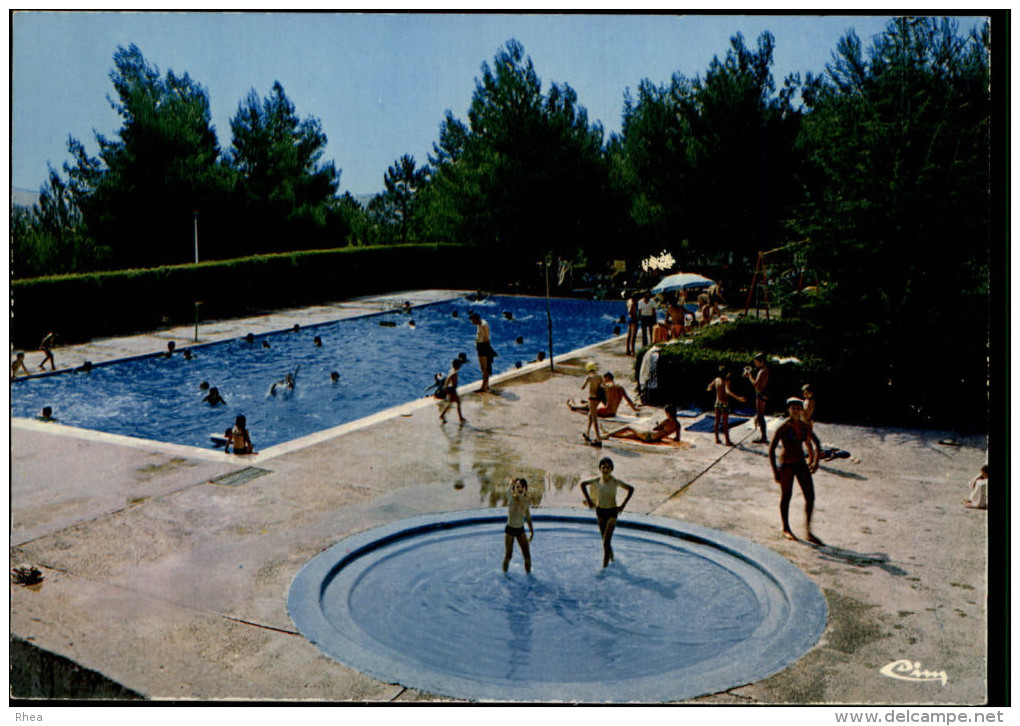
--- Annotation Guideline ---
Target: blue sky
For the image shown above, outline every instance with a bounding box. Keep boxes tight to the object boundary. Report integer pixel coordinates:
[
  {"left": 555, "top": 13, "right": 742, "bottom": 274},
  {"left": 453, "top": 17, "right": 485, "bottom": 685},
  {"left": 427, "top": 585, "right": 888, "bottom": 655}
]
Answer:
[{"left": 11, "top": 12, "right": 987, "bottom": 198}]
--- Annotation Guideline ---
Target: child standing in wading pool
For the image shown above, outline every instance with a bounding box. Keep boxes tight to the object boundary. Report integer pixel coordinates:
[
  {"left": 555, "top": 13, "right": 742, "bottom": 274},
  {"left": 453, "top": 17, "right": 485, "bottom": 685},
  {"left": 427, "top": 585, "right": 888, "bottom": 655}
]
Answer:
[
  {"left": 580, "top": 457, "right": 635, "bottom": 568},
  {"left": 707, "top": 366, "right": 746, "bottom": 446},
  {"left": 503, "top": 478, "right": 534, "bottom": 573}
]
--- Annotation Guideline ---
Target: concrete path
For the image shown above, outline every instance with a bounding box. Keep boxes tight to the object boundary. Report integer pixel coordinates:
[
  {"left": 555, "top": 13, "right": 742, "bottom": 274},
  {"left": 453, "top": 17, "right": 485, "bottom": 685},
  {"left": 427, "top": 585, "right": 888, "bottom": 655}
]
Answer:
[{"left": 9, "top": 292, "right": 988, "bottom": 703}]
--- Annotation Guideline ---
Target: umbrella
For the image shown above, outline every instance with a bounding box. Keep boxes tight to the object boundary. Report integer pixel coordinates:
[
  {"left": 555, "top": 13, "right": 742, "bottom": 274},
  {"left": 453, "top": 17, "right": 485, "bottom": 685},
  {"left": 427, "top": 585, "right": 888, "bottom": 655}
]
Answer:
[{"left": 651, "top": 272, "right": 715, "bottom": 294}]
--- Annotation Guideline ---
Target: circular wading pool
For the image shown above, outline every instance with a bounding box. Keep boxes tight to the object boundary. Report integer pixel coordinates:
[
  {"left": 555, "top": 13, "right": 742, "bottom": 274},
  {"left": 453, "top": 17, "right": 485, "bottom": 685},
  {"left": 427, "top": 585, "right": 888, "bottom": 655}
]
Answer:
[{"left": 288, "top": 509, "right": 827, "bottom": 703}]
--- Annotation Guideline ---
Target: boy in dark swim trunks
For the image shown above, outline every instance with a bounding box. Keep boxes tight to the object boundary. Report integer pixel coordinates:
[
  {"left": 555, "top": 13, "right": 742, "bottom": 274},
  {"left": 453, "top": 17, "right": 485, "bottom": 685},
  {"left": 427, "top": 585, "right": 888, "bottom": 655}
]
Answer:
[
  {"left": 707, "top": 366, "right": 746, "bottom": 445},
  {"left": 769, "top": 397, "right": 822, "bottom": 544},
  {"left": 469, "top": 312, "right": 496, "bottom": 393},
  {"left": 439, "top": 358, "right": 466, "bottom": 424},
  {"left": 580, "top": 457, "right": 635, "bottom": 568},
  {"left": 503, "top": 477, "right": 534, "bottom": 573}
]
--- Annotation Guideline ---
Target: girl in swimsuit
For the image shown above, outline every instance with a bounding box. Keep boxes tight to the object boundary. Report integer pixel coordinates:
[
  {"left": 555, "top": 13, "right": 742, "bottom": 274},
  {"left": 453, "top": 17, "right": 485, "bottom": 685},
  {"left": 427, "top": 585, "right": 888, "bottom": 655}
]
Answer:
[
  {"left": 226, "top": 415, "right": 254, "bottom": 455},
  {"left": 581, "top": 362, "right": 604, "bottom": 446},
  {"left": 768, "top": 398, "right": 821, "bottom": 544}
]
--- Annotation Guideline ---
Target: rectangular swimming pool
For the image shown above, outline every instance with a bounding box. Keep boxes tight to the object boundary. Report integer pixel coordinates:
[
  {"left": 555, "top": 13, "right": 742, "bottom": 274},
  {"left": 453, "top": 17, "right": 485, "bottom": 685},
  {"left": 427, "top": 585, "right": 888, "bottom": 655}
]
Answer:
[{"left": 10, "top": 295, "right": 626, "bottom": 451}]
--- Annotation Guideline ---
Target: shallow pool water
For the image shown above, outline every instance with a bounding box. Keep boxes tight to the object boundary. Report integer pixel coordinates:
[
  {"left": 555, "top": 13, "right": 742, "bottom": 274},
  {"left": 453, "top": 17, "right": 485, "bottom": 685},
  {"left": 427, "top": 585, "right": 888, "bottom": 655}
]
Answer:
[
  {"left": 11, "top": 295, "right": 625, "bottom": 450},
  {"left": 288, "top": 509, "right": 828, "bottom": 702}
]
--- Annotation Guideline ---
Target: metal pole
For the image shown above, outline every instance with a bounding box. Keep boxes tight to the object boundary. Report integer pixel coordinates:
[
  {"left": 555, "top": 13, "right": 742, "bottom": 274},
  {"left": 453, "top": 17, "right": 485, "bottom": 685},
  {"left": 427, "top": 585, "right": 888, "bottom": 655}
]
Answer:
[
  {"left": 193, "top": 210, "right": 199, "bottom": 264},
  {"left": 545, "top": 254, "right": 554, "bottom": 372},
  {"left": 194, "top": 302, "right": 200, "bottom": 343}
]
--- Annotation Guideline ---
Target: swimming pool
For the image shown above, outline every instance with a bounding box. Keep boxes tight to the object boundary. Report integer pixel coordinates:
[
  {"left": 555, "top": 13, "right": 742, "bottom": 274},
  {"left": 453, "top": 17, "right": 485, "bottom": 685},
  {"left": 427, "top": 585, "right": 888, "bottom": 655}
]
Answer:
[{"left": 10, "top": 295, "right": 625, "bottom": 450}]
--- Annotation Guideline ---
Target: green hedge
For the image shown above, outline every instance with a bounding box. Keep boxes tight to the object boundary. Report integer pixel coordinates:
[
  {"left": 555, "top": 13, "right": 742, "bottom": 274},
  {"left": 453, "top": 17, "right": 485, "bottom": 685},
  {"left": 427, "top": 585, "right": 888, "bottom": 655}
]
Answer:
[
  {"left": 10, "top": 245, "right": 488, "bottom": 348},
  {"left": 635, "top": 343, "right": 829, "bottom": 417},
  {"left": 633, "top": 318, "right": 960, "bottom": 428}
]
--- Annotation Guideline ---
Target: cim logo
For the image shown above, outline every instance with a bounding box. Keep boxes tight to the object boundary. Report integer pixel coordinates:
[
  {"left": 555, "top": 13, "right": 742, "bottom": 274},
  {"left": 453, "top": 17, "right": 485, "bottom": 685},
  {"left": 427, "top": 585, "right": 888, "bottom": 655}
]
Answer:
[{"left": 880, "top": 659, "right": 948, "bottom": 686}]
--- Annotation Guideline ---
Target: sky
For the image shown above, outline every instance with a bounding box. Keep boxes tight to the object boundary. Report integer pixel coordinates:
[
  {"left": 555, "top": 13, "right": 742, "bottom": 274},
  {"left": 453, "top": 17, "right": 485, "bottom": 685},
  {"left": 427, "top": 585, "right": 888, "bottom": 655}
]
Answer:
[{"left": 10, "top": 11, "right": 988, "bottom": 199}]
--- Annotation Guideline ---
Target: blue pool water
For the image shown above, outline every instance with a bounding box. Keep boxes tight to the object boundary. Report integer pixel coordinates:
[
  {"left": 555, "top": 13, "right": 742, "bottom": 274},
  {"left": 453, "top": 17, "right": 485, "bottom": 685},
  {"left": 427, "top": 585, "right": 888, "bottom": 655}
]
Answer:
[
  {"left": 288, "top": 509, "right": 829, "bottom": 702},
  {"left": 11, "top": 295, "right": 625, "bottom": 450}
]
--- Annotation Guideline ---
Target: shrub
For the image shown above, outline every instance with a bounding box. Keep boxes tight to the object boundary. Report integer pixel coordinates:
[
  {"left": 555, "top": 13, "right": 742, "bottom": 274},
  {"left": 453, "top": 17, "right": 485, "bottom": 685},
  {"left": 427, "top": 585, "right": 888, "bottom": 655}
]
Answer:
[
  {"left": 10, "top": 245, "right": 486, "bottom": 347},
  {"left": 632, "top": 316, "right": 965, "bottom": 428}
]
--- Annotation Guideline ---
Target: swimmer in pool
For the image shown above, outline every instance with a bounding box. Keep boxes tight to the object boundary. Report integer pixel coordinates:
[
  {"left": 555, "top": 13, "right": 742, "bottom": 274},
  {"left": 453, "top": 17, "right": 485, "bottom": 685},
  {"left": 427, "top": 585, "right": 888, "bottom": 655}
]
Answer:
[
  {"left": 503, "top": 477, "right": 533, "bottom": 573},
  {"left": 605, "top": 404, "right": 681, "bottom": 443},
  {"left": 580, "top": 457, "right": 634, "bottom": 568},
  {"left": 269, "top": 370, "right": 297, "bottom": 397},
  {"left": 225, "top": 414, "right": 254, "bottom": 455},
  {"left": 37, "top": 406, "right": 55, "bottom": 422},
  {"left": 203, "top": 386, "right": 226, "bottom": 406}
]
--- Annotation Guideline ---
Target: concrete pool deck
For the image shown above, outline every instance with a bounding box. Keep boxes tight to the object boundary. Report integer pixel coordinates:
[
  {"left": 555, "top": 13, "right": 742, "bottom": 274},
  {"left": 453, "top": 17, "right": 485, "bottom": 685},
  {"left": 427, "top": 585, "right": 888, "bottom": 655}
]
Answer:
[{"left": 10, "top": 291, "right": 990, "bottom": 703}]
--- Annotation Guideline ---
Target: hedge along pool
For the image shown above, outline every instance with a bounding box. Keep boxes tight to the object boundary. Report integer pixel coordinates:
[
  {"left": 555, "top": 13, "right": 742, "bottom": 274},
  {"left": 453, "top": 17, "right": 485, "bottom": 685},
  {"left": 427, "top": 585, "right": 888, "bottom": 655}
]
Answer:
[{"left": 10, "top": 295, "right": 626, "bottom": 451}]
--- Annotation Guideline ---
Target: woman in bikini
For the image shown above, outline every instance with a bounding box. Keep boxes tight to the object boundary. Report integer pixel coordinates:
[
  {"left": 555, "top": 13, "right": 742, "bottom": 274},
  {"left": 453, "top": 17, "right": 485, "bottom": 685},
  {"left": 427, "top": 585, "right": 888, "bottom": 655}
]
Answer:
[
  {"left": 605, "top": 404, "right": 681, "bottom": 443},
  {"left": 768, "top": 397, "right": 822, "bottom": 544}
]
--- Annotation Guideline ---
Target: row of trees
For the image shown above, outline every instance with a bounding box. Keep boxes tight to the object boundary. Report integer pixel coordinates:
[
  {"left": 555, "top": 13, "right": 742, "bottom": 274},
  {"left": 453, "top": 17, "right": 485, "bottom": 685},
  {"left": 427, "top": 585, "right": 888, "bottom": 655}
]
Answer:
[
  {"left": 15, "top": 18, "right": 990, "bottom": 306},
  {"left": 13, "top": 45, "right": 354, "bottom": 275}
]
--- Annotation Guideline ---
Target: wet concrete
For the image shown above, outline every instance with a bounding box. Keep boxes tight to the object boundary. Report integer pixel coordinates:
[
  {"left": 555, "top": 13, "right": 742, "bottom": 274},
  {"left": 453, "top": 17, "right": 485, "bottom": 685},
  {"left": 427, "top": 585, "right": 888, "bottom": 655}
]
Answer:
[{"left": 9, "top": 291, "right": 988, "bottom": 703}]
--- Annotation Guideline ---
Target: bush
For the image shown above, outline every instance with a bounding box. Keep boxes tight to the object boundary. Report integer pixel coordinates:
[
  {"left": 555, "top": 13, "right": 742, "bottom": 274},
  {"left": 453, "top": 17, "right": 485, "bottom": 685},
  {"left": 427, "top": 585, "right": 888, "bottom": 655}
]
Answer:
[
  {"left": 10, "top": 245, "right": 489, "bottom": 348},
  {"left": 632, "top": 316, "right": 972, "bottom": 429}
]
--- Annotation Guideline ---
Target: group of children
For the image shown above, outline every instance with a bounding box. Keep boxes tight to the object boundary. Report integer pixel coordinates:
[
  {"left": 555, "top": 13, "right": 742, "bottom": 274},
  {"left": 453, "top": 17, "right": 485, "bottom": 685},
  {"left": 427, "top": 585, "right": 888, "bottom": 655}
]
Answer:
[
  {"left": 502, "top": 456, "right": 634, "bottom": 573},
  {"left": 10, "top": 332, "right": 57, "bottom": 379}
]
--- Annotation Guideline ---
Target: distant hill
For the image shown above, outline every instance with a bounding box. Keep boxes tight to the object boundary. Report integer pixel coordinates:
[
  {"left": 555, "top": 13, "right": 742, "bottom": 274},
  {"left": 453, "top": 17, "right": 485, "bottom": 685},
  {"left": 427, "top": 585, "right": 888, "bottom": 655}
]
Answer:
[{"left": 11, "top": 188, "right": 38, "bottom": 209}]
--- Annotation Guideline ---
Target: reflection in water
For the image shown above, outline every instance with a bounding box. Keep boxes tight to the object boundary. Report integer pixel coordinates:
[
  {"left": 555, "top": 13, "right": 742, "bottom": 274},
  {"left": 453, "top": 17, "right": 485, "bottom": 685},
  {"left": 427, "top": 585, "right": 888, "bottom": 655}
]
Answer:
[
  {"left": 504, "top": 575, "right": 537, "bottom": 681},
  {"left": 479, "top": 468, "right": 583, "bottom": 509}
]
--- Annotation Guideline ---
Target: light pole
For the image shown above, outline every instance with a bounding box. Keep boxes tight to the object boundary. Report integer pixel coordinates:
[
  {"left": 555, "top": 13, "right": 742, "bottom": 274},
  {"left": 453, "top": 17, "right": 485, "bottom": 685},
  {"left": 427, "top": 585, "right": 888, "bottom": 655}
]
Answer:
[
  {"left": 193, "top": 211, "right": 200, "bottom": 342},
  {"left": 544, "top": 253, "right": 554, "bottom": 372}
]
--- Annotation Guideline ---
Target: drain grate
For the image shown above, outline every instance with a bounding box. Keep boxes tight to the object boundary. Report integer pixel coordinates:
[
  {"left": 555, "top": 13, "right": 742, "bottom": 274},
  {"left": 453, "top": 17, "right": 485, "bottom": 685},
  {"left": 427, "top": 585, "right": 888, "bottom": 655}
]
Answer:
[{"left": 208, "top": 466, "right": 271, "bottom": 487}]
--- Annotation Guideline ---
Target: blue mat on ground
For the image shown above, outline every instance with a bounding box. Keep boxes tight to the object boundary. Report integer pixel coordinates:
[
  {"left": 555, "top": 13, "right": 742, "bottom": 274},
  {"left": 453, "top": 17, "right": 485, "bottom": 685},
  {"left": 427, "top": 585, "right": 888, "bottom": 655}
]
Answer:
[
  {"left": 685, "top": 414, "right": 750, "bottom": 433},
  {"left": 676, "top": 405, "right": 703, "bottom": 418}
]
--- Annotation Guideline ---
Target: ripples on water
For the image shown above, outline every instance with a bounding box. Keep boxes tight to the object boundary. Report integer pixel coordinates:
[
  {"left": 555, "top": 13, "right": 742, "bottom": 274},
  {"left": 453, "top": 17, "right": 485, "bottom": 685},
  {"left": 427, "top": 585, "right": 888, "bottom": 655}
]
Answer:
[{"left": 11, "top": 296, "right": 624, "bottom": 449}]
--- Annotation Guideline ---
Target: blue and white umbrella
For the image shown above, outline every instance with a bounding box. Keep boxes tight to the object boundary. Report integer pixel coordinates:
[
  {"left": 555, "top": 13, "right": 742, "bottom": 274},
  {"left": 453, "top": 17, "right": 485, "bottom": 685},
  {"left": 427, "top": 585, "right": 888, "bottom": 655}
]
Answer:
[{"left": 651, "top": 272, "right": 714, "bottom": 294}]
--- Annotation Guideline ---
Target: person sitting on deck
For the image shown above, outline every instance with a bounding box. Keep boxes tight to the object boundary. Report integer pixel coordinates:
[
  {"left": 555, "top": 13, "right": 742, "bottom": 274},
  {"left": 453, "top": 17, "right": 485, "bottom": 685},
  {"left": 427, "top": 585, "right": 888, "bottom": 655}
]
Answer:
[{"left": 605, "top": 404, "right": 681, "bottom": 443}]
